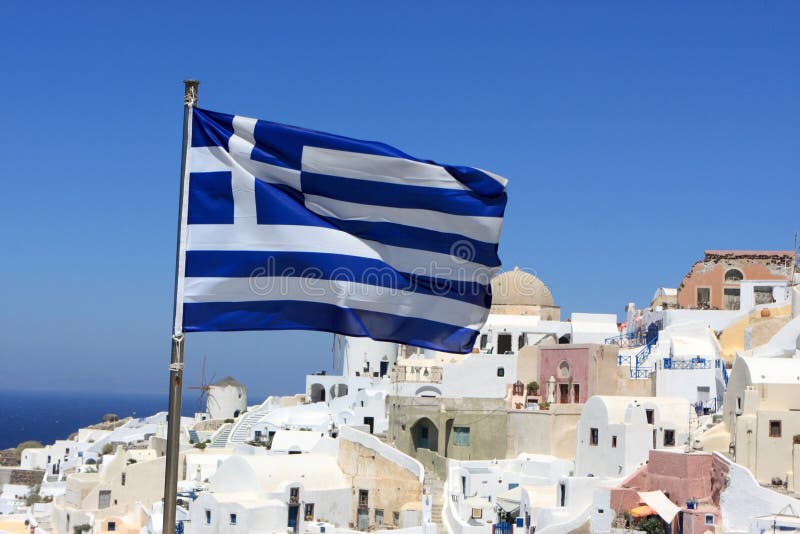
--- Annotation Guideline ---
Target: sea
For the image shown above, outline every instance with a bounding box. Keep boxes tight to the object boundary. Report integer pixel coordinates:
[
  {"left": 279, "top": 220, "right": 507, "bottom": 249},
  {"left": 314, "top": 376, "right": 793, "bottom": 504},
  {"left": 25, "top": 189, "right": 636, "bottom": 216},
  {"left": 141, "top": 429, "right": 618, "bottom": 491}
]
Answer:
[{"left": 0, "top": 389, "right": 198, "bottom": 450}]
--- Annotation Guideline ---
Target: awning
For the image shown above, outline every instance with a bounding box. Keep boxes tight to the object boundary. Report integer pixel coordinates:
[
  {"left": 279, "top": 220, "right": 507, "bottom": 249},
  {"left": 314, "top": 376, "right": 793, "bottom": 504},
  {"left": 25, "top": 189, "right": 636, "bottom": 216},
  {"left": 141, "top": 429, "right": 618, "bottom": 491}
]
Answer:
[
  {"left": 495, "top": 486, "right": 521, "bottom": 513},
  {"left": 638, "top": 491, "right": 681, "bottom": 524}
]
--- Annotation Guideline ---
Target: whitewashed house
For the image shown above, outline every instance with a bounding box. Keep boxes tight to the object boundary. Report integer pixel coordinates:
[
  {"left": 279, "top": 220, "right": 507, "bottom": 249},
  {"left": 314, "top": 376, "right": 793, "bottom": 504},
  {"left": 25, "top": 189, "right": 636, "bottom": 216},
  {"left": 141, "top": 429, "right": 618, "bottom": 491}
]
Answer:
[
  {"left": 191, "top": 452, "right": 351, "bottom": 534},
  {"left": 576, "top": 396, "right": 694, "bottom": 478}
]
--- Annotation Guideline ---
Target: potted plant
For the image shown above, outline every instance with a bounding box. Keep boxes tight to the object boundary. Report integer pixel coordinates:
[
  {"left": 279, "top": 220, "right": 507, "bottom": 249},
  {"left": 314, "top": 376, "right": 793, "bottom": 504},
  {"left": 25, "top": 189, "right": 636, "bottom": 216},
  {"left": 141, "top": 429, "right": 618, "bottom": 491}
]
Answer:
[
  {"left": 539, "top": 401, "right": 550, "bottom": 411},
  {"left": 527, "top": 381, "right": 539, "bottom": 396}
]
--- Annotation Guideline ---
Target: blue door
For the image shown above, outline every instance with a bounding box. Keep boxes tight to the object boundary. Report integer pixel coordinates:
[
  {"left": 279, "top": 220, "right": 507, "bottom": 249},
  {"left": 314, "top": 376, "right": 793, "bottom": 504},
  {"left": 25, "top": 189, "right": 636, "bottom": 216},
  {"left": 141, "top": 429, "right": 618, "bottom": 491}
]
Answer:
[{"left": 288, "top": 505, "right": 299, "bottom": 532}]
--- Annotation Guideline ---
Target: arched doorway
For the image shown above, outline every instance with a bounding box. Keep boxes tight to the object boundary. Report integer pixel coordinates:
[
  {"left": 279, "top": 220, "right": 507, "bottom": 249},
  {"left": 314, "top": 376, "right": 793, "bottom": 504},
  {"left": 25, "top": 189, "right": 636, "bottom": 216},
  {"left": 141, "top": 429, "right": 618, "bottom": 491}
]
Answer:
[
  {"left": 411, "top": 418, "right": 439, "bottom": 452},
  {"left": 309, "top": 383, "right": 326, "bottom": 403},
  {"left": 329, "top": 383, "right": 348, "bottom": 399}
]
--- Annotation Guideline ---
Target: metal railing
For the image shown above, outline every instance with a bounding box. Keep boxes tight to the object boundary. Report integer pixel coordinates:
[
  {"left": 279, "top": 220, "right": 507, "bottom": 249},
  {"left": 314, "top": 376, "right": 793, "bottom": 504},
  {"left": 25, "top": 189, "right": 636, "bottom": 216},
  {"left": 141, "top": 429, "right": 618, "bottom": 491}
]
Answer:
[
  {"left": 605, "top": 332, "right": 645, "bottom": 348},
  {"left": 662, "top": 357, "right": 712, "bottom": 370}
]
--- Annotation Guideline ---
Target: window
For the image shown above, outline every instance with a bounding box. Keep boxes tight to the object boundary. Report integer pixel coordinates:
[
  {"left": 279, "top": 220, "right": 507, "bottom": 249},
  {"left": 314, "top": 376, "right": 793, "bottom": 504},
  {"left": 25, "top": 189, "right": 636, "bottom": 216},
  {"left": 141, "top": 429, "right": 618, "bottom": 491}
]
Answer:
[
  {"left": 480, "top": 334, "right": 488, "bottom": 349},
  {"left": 754, "top": 286, "right": 774, "bottom": 305},
  {"left": 454, "top": 427, "right": 471, "bottom": 446},
  {"left": 393, "top": 512, "right": 400, "bottom": 527},
  {"left": 375, "top": 509, "right": 384, "bottom": 525},
  {"left": 664, "top": 429, "right": 675, "bottom": 446},
  {"left": 704, "top": 514, "right": 715, "bottom": 526},
  {"left": 611, "top": 435, "right": 617, "bottom": 448},
  {"left": 121, "top": 472, "right": 126, "bottom": 486},
  {"left": 98, "top": 490, "right": 111, "bottom": 510},
  {"left": 359, "top": 489, "right": 369, "bottom": 507},
  {"left": 645, "top": 409, "right": 654, "bottom": 425},
  {"left": 769, "top": 420, "right": 782, "bottom": 438},
  {"left": 725, "top": 269, "right": 744, "bottom": 282},
  {"left": 471, "top": 507, "right": 483, "bottom": 519},
  {"left": 108, "top": 522, "right": 116, "bottom": 532},
  {"left": 497, "top": 367, "right": 505, "bottom": 377},
  {"left": 230, "top": 514, "right": 237, "bottom": 525},
  {"left": 558, "top": 360, "right": 570, "bottom": 379},
  {"left": 589, "top": 428, "right": 599, "bottom": 446},
  {"left": 518, "top": 334, "right": 525, "bottom": 350},
  {"left": 304, "top": 504, "right": 314, "bottom": 521},
  {"left": 290, "top": 487, "right": 300, "bottom": 503},
  {"left": 205, "top": 510, "right": 211, "bottom": 525},
  {"left": 697, "top": 287, "right": 710, "bottom": 308},
  {"left": 724, "top": 288, "right": 741, "bottom": 310}
]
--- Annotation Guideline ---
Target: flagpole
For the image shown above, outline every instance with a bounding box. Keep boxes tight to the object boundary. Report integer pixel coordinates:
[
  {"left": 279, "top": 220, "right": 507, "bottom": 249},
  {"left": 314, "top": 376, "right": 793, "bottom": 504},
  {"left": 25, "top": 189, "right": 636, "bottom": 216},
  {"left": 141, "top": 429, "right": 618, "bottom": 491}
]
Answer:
[{"left": 162, "top": 79, "right": 198, "bottom": 534}]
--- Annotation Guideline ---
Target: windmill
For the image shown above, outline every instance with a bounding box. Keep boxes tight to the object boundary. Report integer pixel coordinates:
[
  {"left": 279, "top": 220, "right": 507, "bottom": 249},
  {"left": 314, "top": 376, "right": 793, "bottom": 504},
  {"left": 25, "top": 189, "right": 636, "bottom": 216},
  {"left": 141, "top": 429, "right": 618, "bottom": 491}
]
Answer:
[{"left": 188, "top": 356, "right": 216, "bottom": 415}]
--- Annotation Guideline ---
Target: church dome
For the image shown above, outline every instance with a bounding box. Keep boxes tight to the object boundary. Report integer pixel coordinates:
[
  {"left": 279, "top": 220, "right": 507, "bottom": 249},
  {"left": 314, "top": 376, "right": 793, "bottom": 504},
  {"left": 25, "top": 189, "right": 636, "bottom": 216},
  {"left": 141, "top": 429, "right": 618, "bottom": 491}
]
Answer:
[{"left": 491, "top": 267, "right": 554, "bottom": 307}]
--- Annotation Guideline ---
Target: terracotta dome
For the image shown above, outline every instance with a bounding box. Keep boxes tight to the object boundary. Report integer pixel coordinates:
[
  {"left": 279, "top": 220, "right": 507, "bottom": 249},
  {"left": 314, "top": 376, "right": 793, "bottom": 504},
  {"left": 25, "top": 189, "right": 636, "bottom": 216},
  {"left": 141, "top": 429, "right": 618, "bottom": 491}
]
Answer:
[{"left": 491, "top": 267, "right": 554, "bottom": 307}]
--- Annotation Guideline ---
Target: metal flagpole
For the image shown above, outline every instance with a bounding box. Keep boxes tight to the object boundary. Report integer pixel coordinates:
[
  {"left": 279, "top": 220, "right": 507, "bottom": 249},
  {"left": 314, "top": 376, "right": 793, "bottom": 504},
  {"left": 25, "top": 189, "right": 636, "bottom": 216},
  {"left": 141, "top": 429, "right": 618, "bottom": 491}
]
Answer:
[{"left": 162, "top": 79, "right": 198, "bottom": 534}]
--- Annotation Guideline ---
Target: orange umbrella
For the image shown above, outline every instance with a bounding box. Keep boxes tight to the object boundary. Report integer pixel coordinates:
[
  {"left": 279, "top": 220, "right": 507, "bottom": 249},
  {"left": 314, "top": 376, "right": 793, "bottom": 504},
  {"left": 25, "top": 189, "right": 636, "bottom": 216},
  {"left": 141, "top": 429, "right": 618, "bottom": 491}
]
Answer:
[{"left": 630, "top": 505, "right": 657, "bottom": 518}]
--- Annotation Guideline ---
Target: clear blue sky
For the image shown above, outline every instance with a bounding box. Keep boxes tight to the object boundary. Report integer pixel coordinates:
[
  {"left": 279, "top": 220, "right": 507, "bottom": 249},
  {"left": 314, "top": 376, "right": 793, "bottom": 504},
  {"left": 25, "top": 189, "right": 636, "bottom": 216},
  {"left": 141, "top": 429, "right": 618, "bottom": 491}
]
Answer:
[{"left": 1, "top": 2, "right": 797, "bottom": 397}]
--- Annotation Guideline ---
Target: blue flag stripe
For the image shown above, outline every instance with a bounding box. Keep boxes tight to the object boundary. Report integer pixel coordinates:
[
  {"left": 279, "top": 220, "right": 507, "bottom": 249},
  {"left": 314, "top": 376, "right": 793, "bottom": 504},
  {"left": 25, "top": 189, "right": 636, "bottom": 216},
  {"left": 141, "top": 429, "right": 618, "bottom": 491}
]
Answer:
[
  {"left": 183, "top": 300, "right": 478, "bottom": 353},
  {"left": 185, "top": 250, "right": 492, "bottom": 308},
  {"left": 300, "top": 171, "right": 506, "bottom": 218}
]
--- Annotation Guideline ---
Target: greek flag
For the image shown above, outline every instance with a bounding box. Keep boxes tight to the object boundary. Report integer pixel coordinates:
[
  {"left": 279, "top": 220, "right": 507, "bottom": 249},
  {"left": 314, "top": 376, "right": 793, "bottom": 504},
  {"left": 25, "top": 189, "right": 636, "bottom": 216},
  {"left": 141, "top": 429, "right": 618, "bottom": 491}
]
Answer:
[{"left": 176, "top": 107, "right": 507, "bottom": 353}]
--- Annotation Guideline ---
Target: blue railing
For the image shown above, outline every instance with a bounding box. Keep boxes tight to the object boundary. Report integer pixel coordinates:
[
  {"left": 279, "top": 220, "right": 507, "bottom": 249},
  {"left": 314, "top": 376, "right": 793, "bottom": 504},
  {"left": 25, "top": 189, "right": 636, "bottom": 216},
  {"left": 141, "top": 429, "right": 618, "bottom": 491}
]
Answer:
[
  {"left": 663, "top": 357, "right": 711, "bottom": 370},
  {"left": 634, "top": 337, "right": 657, "bottom": 365},
  {"left": 606, "top": 332, "right": 646, "bottom": 348},
  {"left": 617, "top": 334, "right": 658, "bottom": 378},
  {"left": 721, "top": 362, "right": 729, "bottom": 386},
  {"left": 631, "top": 367, "right": 653, "bottom": 379}
]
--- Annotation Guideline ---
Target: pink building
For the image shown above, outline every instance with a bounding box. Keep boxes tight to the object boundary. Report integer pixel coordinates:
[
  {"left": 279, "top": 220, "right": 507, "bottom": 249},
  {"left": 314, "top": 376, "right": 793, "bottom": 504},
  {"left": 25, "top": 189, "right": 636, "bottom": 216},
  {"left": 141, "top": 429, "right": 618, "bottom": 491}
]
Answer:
[
  {"left": 608, "top": 450, "right": 728, "bottom": 533},
  {"left": 535, "top": 344, "right": 622, "bottom": 405}
]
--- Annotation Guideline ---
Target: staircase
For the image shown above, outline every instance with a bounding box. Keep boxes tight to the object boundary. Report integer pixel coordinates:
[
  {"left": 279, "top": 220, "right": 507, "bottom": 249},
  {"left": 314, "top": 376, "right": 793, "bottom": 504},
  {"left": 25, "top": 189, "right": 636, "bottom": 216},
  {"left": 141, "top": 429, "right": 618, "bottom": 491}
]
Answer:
[
  {"left": 424, "top": 469, "right": 445, "bottom": 533},
  {"left": 209, "top": 423, "right": 232, "bottom": 448},
  {"left": 229, "top": 410, "right": 266, "bottom": 444},
  {"left": 187, "top": 429, "right": 200, "bottom": 444}
]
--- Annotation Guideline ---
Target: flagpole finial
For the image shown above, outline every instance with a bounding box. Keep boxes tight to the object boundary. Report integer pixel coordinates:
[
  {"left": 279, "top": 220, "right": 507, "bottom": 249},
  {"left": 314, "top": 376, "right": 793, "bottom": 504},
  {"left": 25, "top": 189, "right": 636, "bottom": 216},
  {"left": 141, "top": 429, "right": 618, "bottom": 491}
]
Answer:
[{"left": 183, "top": 80, "right": 199, "bottom": 107}]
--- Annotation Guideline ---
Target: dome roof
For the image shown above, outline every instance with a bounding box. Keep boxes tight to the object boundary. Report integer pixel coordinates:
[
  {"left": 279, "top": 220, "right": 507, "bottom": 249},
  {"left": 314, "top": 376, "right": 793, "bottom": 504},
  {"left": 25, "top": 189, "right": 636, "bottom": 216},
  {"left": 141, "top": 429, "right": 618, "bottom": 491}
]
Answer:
[{"left": 491, "top": 267, "right": 554, "bottom": 307}]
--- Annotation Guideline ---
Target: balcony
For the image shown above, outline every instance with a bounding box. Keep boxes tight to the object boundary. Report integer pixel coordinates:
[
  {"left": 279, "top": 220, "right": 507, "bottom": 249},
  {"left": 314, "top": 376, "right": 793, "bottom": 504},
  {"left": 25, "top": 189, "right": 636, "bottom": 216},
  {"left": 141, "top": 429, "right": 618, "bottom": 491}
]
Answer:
[{"left": 392, "top": 366, "right": 443, "bottom": 383}]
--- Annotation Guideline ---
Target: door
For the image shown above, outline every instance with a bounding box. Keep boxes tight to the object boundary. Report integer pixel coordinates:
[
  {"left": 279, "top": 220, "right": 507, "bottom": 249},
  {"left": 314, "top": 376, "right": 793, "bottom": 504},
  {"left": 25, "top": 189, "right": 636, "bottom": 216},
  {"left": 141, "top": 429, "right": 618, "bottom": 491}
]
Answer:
[
  {"left": 379, "top": 360, "right": 389, "bottom": 377},
  {"left": 357, "top": 508, "right": 369, "bottom": 531},
  {"left": 497, "top": 334, "right": 512, "bottom": 354},
  {"left": 419, "top": 425, "right": 429, "bottom": 449},
  {"left": 288, "top": 505, "right": 299, "bottom": 533},
  {"left": 559, "top": 384, "right": 569, "bottom": 404},
  {"left": 364, "top": 416, "right": 374, "bottom": 434}
]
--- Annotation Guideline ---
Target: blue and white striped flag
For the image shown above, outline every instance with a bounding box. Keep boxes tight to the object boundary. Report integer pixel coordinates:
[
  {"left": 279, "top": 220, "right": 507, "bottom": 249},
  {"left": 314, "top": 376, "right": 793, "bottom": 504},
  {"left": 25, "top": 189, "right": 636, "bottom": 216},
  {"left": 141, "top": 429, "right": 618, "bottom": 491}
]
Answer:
[{"left": 175, "top": 107, "right": 507, "bottom": 353}]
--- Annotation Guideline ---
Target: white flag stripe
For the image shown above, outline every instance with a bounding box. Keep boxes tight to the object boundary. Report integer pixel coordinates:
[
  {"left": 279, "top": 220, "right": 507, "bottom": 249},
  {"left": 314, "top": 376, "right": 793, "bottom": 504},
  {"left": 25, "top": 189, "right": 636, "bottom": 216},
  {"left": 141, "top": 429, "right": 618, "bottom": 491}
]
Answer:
[
  {"left": 477, "top": 168, "right": 509, "bottom": 187},
  {"left": 190, "top": 145, "right": 302, "bottom": 190},
  {"left": 303, "top": 193, "right": 502, "bottom": 244},
  {"left": 186, "top": 224, "right": 496, "bottom": 282},
  {"left": 183, "top": 276, "right": 488, "bottom": 330},
  {"left": 232, "top": 115, "right": 257, "bottom": 145},
  {"left": 301, "top": 146, "right": 471, "bottom": 191}
]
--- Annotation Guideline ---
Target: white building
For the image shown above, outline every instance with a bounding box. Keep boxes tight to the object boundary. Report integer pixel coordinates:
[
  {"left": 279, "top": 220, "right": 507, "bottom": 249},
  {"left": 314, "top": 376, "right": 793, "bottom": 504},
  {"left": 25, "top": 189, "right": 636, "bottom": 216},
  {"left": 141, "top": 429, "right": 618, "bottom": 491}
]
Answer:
[
  {"left": 191, "top": 451, "right": 351, "bottom": 534},
  {"left": 444, "top": 454, "right": 573, "bottom": 534},
  {"left": 576, "top": 396, "right": 694, "bottom": 478}
]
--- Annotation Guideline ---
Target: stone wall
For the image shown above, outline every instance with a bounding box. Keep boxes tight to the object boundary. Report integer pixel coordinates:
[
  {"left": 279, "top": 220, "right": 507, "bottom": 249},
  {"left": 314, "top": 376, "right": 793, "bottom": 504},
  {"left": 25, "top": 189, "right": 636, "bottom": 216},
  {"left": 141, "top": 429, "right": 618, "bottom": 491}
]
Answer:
[{"left": 337, "top": 437, "right": 423, "bottom": 530}]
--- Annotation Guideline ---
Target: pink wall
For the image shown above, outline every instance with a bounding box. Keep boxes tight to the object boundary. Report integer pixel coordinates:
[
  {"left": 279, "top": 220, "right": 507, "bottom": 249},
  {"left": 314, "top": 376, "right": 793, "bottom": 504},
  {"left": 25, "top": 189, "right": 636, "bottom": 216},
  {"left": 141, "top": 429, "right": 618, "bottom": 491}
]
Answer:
[
  {"left": 609, "top": 451, "right": 725, "bottom": 534},
  {"left": 539, "top": 347, "right": 590, "bottom": 403}
]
